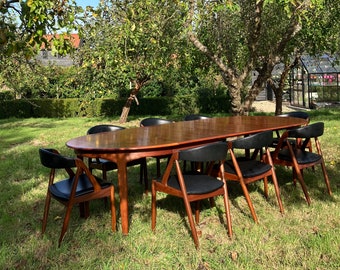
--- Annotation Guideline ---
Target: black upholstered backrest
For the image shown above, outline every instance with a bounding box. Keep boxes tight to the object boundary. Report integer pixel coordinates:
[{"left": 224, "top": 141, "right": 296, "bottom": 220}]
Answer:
[
  {"left": 279, "top": 111, "right": 310, "bottom": 122},
  {"left": 184, "top": 114, "right": 210, "bottom": 121},
  {"left": 87, "top": 124, "right": 125, "bottom": 135},
  {"left": 140, "top": 118, "right": 173, "bottom": 127},
  {"left": 288, "top": 122, "right": 324, "bottom": 138},
  {"left": 39, "top": 148, "right": 76, "bottom": 169},
  {"left": 179, "top": 142, "right": 227, "bottom": 162},
  {"left": 231, "top": 131, "right": 273, "bottom": 149}
]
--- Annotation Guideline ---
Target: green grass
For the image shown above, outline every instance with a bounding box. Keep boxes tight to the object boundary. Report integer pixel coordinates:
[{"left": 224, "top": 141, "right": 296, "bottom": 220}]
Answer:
[{"left": 0, "top": 110, "right": 339, "bottom": 269}]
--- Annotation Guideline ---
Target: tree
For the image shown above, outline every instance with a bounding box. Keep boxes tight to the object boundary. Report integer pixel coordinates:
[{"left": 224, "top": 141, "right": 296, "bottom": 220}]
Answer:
[
  {"left": 0, "top": 0, "right": 80, "bottom": 58},
  {"left": 185, "top": 0, "right": 336, "bottom": 115},
  {"left": 76, "top": 0, "right": 188, "bottom": 122},
  {"left": 266, "top": 0, "right": 340, "bottom": 114}
]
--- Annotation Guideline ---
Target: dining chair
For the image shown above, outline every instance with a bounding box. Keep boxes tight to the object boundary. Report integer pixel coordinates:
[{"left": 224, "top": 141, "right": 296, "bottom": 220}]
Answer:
[
  {"left": 140, "top": 118, "right": 173, "bottom": 178},
  {"left": 271, "top": 111, "right": 310, "bottom": 148},
  {"left": 39, "top": 148, "right": 116, "bottom": 247},
  {"left": 270, "top": 122, "right": 332, "bottom": 204},
  {"left": 87, "top": 124, "right": 148, "bottom": 191},
  {"left": 184, "top": 114, "right": 212, "bottom": 171},
  {"left": 219, "top": 131, "right": 284, "bottom": 223},
  {"left": 151, "top": 141, "right": 232, "bottom": 248},
  {"left": 184, "top": 114, "right": 210, "bottom": 121}
]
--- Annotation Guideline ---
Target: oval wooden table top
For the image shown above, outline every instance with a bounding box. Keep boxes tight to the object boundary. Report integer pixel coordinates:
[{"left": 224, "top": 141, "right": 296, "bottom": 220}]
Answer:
[{"left": 66, "top": 115, "right": 306, "bottom": 154}]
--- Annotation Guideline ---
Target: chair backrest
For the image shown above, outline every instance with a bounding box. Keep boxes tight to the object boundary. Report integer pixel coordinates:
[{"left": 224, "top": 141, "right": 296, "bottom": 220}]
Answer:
[
  {"left": 230, "top": 131, "right": 273, "bottom": 150},
  {"left": 184, "top": 114, "right": 210, "bottom": 121},
  {"left": 140, "top": 118, "right": 173, "bottom": 127},
  {"left": 287, "top": 122, "right": 324, "bottom": 139},
  {"left": 179, "top": 142, "right": 227, "bottom": 162},
  {"left": 87, "top": 124, "right": 125, "bottom": 135},
  {"left": 278, "top": 111, "right": 310, "bottom": 122},
  {"left": 39, "top": 148, "right": 76, "bottom": 169}
]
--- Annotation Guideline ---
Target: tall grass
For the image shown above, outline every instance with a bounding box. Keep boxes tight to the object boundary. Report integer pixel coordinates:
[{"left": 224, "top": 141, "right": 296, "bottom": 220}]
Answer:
[{"left": 0, "top": 110, "right": 339, "bottom": 269}]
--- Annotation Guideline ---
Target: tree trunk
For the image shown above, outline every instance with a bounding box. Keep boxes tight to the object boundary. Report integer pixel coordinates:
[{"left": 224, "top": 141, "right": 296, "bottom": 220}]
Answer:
[
  {"left": 274, "top": 89, "right": 283, "bottom": 115},
  {"left": 119, "top": 76, "right": 150, "bottom": 123},
  {"left": 119, "top": 96, "right": 135, "bottom": 123},
  {"left": 271, "top": 59, "right": 297, "bottom": 115}
]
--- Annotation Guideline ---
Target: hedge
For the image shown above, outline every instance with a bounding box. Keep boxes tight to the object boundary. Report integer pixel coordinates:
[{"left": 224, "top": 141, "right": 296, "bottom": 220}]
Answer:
[{"left": 0, "top": 95, "right": 231, "bottom": 119}]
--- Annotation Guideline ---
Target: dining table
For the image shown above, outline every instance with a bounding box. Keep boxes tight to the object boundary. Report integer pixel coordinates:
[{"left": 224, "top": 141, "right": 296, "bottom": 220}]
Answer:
[{"left": 66, "top": 115, "right": 307, "bottom": 235}]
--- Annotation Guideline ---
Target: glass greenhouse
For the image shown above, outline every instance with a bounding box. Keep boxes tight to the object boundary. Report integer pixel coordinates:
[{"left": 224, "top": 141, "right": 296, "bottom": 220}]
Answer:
[{"left": 290, "top": 54, "right": 340, "bottom": 109}]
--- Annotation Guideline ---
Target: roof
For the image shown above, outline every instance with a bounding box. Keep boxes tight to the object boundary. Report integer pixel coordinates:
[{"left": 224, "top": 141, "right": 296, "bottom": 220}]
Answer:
[
  {"left": 301, "top": 54, "right": 340, "bottom": 74},
  {"left": 40, "top": 34, "right": 81, "bottom": 50}
]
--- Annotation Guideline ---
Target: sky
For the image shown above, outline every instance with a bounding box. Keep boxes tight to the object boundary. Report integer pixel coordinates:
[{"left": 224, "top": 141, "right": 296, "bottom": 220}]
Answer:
[{"left": 76, "top": 0, "right": 100, "bottom": 8}]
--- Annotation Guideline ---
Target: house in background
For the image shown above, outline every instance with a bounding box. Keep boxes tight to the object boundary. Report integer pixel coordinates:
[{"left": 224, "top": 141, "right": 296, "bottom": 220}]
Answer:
[
  {"left": 290, "top": 54, "right": 340, "bottom": 109},
  {"left": 256, "top": 54, "right": 340, "bottom": 109},
  {"left": 35, "top": 34, "right": 82, "bottom": 66}
]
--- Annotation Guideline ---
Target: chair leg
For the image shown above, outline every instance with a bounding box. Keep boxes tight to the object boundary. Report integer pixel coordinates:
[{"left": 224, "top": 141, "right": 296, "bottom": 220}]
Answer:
[
  {"left": 142, "top": 158, "right": 148, "bottom": 193},
  {"left": 58, "top": 204, "right": 73, "bottom": 247},
  {"left": 79, "top": 201, "right": 90, "bottom": 218},
  {"left": 102, "top": 169, "right": 108, "bottom": 182},
  {"left": 182, "top": 196, "right": 199, "bottom": 248},
  {"left": 42, "top": 193, "right": 51, "bottom": 234},
  {"left": 109, "top": 187, "right": 116, "bottom": 232},
  {"left": 263, "top": 176, "right": 269, "bottom": 199},
  {"left": 156, "top": 158, "right": 161, "bottom": 178},
  {"left": 294, "top": 167, "right": 311, "bottom": 205},
  {"left": 101, "top": 168, "right": 109, "bottom": 205},
  {"left": 270, "top": 168, "right": 284, "bottom": 214},
  {"left": 320, "top": 158, "right": 332, "bottom": 195},
  {"left": 222, "top": 184, "right": 232, "bottom": 237},
  {"left": 151, "top": 182, "right": 157, "bottom": 231},
  {"left": 194, "top": 201, "right": 200, "bottom": 224},
  {"left": 239, "top": 181, "right": 258, "bottom": 223}
]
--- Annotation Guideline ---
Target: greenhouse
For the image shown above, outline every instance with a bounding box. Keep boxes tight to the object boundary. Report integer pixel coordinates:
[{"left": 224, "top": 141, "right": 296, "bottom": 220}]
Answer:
[{"left": 290, "top": 54, "right": 340, "bottom": 109}]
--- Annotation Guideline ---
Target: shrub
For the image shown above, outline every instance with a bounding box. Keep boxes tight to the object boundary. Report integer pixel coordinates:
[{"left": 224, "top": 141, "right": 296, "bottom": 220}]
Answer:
[{"left": 0, "top": 95, "right": 231, "bottom": 119}]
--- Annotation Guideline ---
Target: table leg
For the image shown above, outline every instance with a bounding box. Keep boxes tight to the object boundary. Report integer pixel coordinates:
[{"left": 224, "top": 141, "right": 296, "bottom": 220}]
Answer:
[{"left": 117, "top": 159, "right": 129, "bottom": 235}]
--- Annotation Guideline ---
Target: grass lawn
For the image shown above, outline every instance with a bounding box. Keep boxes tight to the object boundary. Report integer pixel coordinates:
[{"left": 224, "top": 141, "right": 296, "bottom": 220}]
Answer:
[{"left": 0, "top": 110, "right": 339, "bottom": 269}]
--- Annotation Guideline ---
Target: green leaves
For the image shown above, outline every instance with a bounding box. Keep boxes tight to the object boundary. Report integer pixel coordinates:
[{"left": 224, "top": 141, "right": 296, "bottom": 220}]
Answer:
[{"left": 1, "top": 0, "right": 78, "bottom": 56}]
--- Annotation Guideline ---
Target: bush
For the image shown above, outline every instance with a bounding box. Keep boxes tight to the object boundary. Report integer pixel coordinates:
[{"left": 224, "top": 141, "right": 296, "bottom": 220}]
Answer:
[
  {"left": 0, "top": 91, "right": 15, "bottom": 101},
  {"left": 0, "top": 95, "right": 231, "bottom": 119}
]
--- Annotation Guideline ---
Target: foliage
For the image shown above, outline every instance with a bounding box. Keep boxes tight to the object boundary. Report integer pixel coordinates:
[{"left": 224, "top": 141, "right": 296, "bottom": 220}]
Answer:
[
  {"left": 0, "top": 0, "right": 81, "bottom": 57},
  {"left": 0, "top": 96, "right": 231, "bottom": 119},
  {"left": 185, "top": 0, "right": 340, "bottom": 115},
  {"left": 0, "top": 90, "right": 15, "bottom": 101},
  {"left": 75, "top": 0, "right": 200, "bottom": 122},
  {"left": 0, "top": 55, "right": 79, "bottom": 99}
]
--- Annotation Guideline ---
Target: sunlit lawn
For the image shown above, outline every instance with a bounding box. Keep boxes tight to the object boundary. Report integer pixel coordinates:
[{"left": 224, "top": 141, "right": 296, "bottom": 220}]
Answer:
[{"left": 0, "top": 110, "right": 339, "bottom": 269}]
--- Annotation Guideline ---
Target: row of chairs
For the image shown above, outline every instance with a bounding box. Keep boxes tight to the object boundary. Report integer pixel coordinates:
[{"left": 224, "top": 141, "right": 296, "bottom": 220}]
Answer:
[
  {"left": 151, "top": 117, "right": 332, "bottom": 248},
  {"left": 39, "top": 113, "right": 332, "bottom": 248}
]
